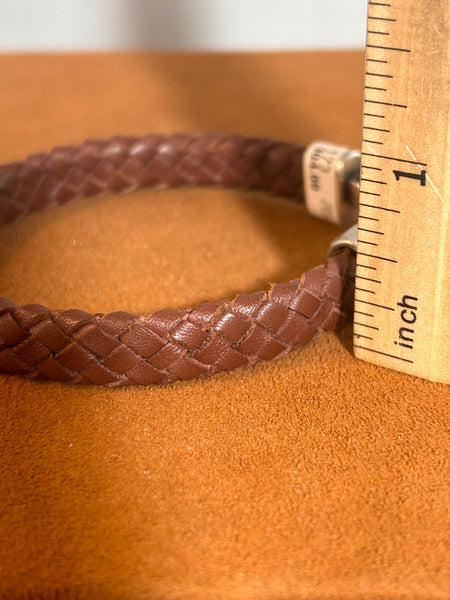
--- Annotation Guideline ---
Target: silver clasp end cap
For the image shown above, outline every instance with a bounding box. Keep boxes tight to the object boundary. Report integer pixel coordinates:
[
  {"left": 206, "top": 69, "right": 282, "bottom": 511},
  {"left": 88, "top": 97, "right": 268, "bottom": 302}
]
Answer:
[{"left": 327, "top": 223, "right": 358, "bottom": 257}]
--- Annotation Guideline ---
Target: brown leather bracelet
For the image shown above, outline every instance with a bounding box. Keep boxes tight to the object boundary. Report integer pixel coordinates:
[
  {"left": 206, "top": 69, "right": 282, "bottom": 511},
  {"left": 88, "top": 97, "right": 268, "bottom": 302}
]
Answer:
[{"left": 0, "top": 133, "right": 356, "bottom": 387}]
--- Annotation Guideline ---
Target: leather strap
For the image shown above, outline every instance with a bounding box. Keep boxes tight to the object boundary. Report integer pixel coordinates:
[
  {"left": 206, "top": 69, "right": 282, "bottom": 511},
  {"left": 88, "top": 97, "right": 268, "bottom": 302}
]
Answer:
[{"left": 0, "top": 133, "right": 355, "bottom": 387}]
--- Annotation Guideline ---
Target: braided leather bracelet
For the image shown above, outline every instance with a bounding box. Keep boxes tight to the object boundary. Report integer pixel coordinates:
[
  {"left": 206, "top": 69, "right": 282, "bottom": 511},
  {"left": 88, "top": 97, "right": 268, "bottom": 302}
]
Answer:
[{"left": 0, "top": 133, "right": 358, "bottom": 387}]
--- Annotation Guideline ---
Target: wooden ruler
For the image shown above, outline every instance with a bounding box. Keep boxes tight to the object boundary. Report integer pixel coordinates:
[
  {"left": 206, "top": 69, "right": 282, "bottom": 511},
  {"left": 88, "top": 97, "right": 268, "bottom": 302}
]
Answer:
[{"left": 354, "top": 0, "right": 449, "bottom": 384}]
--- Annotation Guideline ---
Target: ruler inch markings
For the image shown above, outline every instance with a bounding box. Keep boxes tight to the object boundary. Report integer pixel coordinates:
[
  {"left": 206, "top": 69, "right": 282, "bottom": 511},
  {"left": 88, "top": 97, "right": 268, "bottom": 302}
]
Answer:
[
  {"left": 354, "top": 310, "right": 375, "bottom": 317},
  {"left": 368, "top": 16, "right": 396, "bottom": 21},
  {"left": 359, "top": 202, "right": 400, "bottom": 213},
  {"left": 358, "top": 240, "right": 379, "bottom": 247},
  {"left": 354, "top": 345, "right": 414, "bottom": 364},
  {"left": 354, "top": 322, "right": 380, "bottom": 330},
  {"left": 357, "top": 251, "right": 397, "bottom": 263},
  {"left": 362, "top": 126, "right": 390, "bottom": 132},
  {"left": 358, "top": 227, "right": 384, "bottom": 235},
  {"left": 355, "top": 274, "right": 382, "bottom": 283},
  {"left": 363, "top": 114, "right": 386, "bottom": 120},
  {"left": 355, "top": 0, "right": 449, "bottom": 384},
  {"left": 355, "top": 298, "right": 395, "bottom": 311},
  {"left": 360, "top": 164, "right": 383, "bottom": 171},
  {"left": 365, "top": 72, "right": 393, "bottom": 78},
  {"left": 366, "top": 44, "right": 411, "bottom": 53},
  {"left": 358, "top": 217, "right": 380, "bottom": 223},
  {"left": 360, "top": 151, "right": 427, "bottom": 166},
  {"left": 360, "top": 178, "right": 387, "bottom": 184},
  {"left": 365, "top": 99, "right": 407, "bottom": 108}
]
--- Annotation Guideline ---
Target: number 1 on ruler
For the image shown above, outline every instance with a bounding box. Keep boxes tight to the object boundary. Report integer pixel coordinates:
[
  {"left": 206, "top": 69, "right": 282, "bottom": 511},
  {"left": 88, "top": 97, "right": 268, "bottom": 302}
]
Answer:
[{"left": 354, "top": 0, "right": 450, "bottom": 384}]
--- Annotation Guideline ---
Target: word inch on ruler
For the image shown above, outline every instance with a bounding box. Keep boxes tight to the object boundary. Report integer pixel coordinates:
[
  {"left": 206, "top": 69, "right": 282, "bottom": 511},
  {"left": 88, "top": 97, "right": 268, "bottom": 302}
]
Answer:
[{"left": 355, "top": 0, "right": 449, "bottom": 384}]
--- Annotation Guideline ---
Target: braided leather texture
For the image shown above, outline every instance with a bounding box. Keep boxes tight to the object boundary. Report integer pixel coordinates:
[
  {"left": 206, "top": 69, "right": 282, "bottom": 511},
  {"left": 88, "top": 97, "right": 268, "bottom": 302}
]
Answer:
[{"left": 0, "top": 133, "right": 355, "bottom": 387}]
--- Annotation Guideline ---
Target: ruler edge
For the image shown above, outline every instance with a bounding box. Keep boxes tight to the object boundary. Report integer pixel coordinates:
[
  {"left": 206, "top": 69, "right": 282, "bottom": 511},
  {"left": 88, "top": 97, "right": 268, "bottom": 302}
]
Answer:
[{"left": 354, "top": 0, "right": 450, "bottom": 385}]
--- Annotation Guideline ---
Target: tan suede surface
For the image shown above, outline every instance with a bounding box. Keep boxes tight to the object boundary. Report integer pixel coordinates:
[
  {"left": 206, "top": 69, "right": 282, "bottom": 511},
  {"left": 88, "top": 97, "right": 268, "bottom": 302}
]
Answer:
[{"left": 0, "top": 52, "right": 448, "bottom": 600}]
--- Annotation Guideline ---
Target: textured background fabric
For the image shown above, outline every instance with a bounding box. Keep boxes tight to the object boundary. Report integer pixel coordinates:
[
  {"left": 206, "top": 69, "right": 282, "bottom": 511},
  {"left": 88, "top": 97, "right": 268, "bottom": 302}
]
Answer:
[{"left": 0, "top": 52, "right": 448, "bottom": 600}]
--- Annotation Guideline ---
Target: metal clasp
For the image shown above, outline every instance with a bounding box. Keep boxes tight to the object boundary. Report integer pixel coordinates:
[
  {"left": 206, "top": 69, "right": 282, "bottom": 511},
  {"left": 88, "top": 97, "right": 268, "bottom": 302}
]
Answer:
[
  {"left": 327, "top": 156, "right": 359, "bottom": 257},
  {"left": 302, "top": 141, "right": 360, "bottom": 257},
  {"left": 327, "top": 223, "right": 358, "bottom": 257},
  {"left": 335, "top": 150, "right": 360, "bottom": 230}
]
